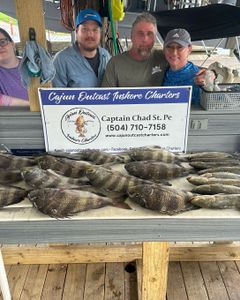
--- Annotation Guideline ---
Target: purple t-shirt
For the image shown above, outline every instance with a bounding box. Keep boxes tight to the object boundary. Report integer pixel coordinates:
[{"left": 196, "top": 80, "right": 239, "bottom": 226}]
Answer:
[{"left": 0, "top": 65, "right": 28, "bottom": 100}]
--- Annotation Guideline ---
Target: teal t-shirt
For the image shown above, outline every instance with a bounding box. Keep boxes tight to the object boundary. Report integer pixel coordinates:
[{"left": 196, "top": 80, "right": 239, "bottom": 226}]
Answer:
[{"left": 163, "top": 61, "right": 200, "bottom": 105}]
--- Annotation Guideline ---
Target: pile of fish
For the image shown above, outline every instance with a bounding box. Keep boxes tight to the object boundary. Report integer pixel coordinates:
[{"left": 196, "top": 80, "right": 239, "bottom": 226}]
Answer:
[
  {"left": 1, "top": 147, "right": 240, "bottom": 218},
  {"left": 185, "top": 151, "right": 240, "bottom": 209}
]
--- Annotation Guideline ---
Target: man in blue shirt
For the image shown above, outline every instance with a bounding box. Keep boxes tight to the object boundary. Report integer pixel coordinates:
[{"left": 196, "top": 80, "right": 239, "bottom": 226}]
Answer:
[{"left": 52, "top": 9, "right": 111, "bottom": 88}]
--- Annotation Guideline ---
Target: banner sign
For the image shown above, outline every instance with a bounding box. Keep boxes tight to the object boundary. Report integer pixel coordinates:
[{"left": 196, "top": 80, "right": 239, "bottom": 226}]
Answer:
[{"left": 38, "top": 86, "right": 191, "bottom": 153}]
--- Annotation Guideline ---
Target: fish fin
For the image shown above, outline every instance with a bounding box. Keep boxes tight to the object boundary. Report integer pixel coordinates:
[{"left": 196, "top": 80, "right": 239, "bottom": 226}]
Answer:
[
  {"left": 165, "top": 203, "right": 199, "bottom": 215},
  {"left": 112, "top": 202, "right": 132, "bottom": 210}
]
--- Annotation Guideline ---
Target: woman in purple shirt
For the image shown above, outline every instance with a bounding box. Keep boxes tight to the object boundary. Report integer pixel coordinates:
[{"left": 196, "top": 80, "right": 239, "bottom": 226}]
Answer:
[{"left": 0, "top": 28, "right": 29, "bottom": 106}]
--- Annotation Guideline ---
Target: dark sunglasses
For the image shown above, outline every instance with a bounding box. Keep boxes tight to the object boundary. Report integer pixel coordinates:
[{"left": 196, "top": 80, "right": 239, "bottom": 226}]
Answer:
[{"left": 0, "top": 38, "right": 10, "bottom": 47}]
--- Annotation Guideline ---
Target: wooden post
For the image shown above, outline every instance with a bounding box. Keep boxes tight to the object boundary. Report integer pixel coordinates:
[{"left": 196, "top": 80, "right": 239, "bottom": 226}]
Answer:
[
  {"left": 14, "top": 0, "right": 48, "bottom": 112},
  {"left": 142, "top": 242, "right": 170, "bottom": 300}
]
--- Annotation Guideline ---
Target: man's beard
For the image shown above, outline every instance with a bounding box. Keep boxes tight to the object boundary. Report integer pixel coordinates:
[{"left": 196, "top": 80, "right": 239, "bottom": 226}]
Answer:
[
  {"left": 78, "top": 40, "right": 98, "bottom": 52},
  {"left": 137, "top": 47, "right": 152, "bottom": 59}
]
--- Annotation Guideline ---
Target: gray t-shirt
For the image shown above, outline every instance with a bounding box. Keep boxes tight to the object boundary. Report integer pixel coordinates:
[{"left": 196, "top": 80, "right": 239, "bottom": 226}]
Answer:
[{"left": 101, "top": 50, "right": 168, "bottom": 87}]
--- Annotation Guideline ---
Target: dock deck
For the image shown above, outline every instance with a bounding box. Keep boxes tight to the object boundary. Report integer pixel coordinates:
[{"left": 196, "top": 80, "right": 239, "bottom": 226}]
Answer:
[{"left": 2, "top": 251, "right": 240, "bottom": 300}]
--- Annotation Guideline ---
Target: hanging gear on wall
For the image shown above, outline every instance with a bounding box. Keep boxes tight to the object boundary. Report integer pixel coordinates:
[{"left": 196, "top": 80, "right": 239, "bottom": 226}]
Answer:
[
  {"left": 59, "top": 0, "right": 124, "bottom": 55},
  {"left": 19, "top": 28, "right": 55, "bottom": 88},
  {"left": 60, "top": 0, "right": 101, "bottom": 31},
  {"left": 60, "top": 0, "right": 75, "bottom": 31},
  {"left": 100, "top": 0, "right": 125, "bottom": 55},
  {"left": 112, "top": 0, "right": 125, "bottom": 21}
]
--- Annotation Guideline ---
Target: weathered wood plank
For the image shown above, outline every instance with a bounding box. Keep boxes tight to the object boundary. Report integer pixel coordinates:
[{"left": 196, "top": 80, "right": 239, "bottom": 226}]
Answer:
[
  {"left": 124, "top": 263, "right": 138, "bottom": 300},
  {"left": 142, "top": 242, "right": 169, "bottom": 300},
  {"left": 167, "top": 262, "right": 188, "bottom": 300},
  {"left": 7, "top": 265, "right": 30, "bottom": 300},
  {"left": 62, "top": 264, "right": 86, "bottom": 300},
  {"left": 19, "top": 265, "right": 48, "bottom": 300},
  {"left": 1, "top": 261, "right": 240, "bottom": 299},
  {"left": 181, "top": 262, "right": 208, "bottom": 300},
  {"left": 136, "top": 259, "right": 142, "bottom": 300},
  {"left": 1, "top": 244, "right": 142, "bottom": 265},
  {"left": 83, "top": 263, "right": 105, "bottom": 300},
  {"left": 218, "top": 261, "right": 240, "bottom": 300},
  {"left": 170, "top": 244, "right": 240, "bottom": 261},
  {"left": 3, "top": 243, "right": 240, "bottom": 265},
  {"left": 41, "top": 264, "right": 67, "bottom": 300},
  {"left": 199, "top": 261, "right": 229, "bottom": 300},
  {"left": 105, "top": 262, "right": 124, "bottom": 300}
]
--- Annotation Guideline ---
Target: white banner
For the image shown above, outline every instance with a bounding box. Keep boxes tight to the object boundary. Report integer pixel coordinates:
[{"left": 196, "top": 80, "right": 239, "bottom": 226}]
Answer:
[{"left": 38, "top": 86, "right": 192, "bottom": 153}]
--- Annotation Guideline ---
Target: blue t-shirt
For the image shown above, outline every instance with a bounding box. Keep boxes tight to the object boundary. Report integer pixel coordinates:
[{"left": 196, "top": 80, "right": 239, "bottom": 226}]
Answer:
[{"left": 163, "top": 61, "right": 200, "bottom": 105}]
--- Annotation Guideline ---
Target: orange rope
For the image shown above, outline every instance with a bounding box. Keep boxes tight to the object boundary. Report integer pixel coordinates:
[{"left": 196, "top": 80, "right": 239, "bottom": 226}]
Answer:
[{"left": 60, "top": 0, "right": 75, "bottom": 31}]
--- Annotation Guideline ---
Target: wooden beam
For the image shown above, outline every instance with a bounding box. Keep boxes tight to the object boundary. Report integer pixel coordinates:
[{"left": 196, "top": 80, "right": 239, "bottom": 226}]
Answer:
[
  {"left": 1, "top": 243, "right": 240, "bottom": 265},
  {"left": 170, "top": 243, "right": 240, "bottom": 261},
  {"left": 1, "top": 244, "right": 142, "bottom": 265},
  {"left": 141, "top": 242, "right": 170, "bottom": 300},
  {"left": 14, "top": 0, "right": 48, "bottom": 112}
]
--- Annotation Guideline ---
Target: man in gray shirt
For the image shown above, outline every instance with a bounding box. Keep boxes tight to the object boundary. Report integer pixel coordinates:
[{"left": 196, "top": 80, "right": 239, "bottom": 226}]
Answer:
[
  {"left": 52, "top": 9, "right": 111, "bottom": 87},
  {"left": 101, "top": 12, "right": 168, "bottom": 87}
]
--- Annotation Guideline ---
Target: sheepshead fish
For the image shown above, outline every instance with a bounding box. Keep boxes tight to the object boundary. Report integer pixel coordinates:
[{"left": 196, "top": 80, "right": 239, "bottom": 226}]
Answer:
[
  {"left": 192, "top": 184, "right": 240, "bottom": 194},
  {"left": 28, "top": 188, "right": 115, "bottom": 218},
  {"left": 125, "top": 161, "right": 188, "bottom": 181},
  {"left": 37, "top": 155, "right": 91, "bottom": 178},
  {"left": 0, "top": 168, "right": 22, "bottom": 184},
  {"left": 0, "top": 153, "right": 36, "bottom": 169},
  {"left": 127, "top": 184, "right": 194, "bottom": 215},
  {"left": 201, "top": 172, "right": 240, "bottom": 179},
  {"left": 85, "top": 165, "right": 154, "bottom": 193},
  {"left": 187, "top": 176, "right": 240, "bottom": 186},
  {"left": 189, "top": 160, "right": 240, "bottom": 170},
  {"left": 78, "top": 149, "right": 125, "bottom": 164},
  {"left": 127, "top": 146, "right": 177, "bottom": 163},
  {"left": 182, "top": 151, "right": 235, "bottom": 161},
  {"left": 198, "top": 166, "right": 240, "bottom": 175},
  {"left": 0, "top": 185, "right": 28, "bottom": 207},
  {"left": 48, "top": 149, "right": 124, "bottom": 164},
  {"left": 191, "top": 194, "right": 240, "bottom": 209},
  {"left": 21, "top": 166, "right": 89, "bottom": 189}
]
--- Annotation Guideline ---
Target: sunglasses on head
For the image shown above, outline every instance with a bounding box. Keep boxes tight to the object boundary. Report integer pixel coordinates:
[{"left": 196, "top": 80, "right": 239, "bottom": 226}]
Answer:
[{"left": 0, "top": 38, "right": 10, "bottom": 47}]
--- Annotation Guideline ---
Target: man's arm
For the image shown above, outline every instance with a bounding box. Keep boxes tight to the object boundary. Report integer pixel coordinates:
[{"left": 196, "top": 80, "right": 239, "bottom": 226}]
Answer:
[
  {"left": 101, "top": 58, "right": 118, "bottom": 87},
  {"left": 52, "top": 54, "right": 68, "bottom": 87}
]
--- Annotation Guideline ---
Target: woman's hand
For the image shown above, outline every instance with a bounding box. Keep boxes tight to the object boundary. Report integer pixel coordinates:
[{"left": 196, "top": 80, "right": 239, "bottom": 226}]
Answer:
[{"left": 194, "top": 69, "right": 216, "bottom": 86}]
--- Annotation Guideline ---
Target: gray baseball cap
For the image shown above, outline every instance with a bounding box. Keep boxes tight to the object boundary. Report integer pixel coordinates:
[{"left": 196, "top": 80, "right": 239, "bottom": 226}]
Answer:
[{"left": 164, "top": 28, "right": 191, "bottom": 47}]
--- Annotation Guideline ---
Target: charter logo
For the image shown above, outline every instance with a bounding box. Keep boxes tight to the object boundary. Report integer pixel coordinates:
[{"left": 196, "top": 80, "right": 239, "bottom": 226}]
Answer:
[{"left": 61, "top": 107, "right": 101, "bottom": 145}]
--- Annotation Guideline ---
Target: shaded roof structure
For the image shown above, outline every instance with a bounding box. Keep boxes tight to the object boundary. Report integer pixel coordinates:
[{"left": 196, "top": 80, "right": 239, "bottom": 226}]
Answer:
[{"left": 152, "top": 4, "right": 240, "bottom": 41}]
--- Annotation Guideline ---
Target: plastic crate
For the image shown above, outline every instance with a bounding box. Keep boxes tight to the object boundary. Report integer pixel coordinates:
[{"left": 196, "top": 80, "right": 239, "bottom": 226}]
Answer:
[{"left": 200, "top": 84, "right": 240, "bottom": 111}]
